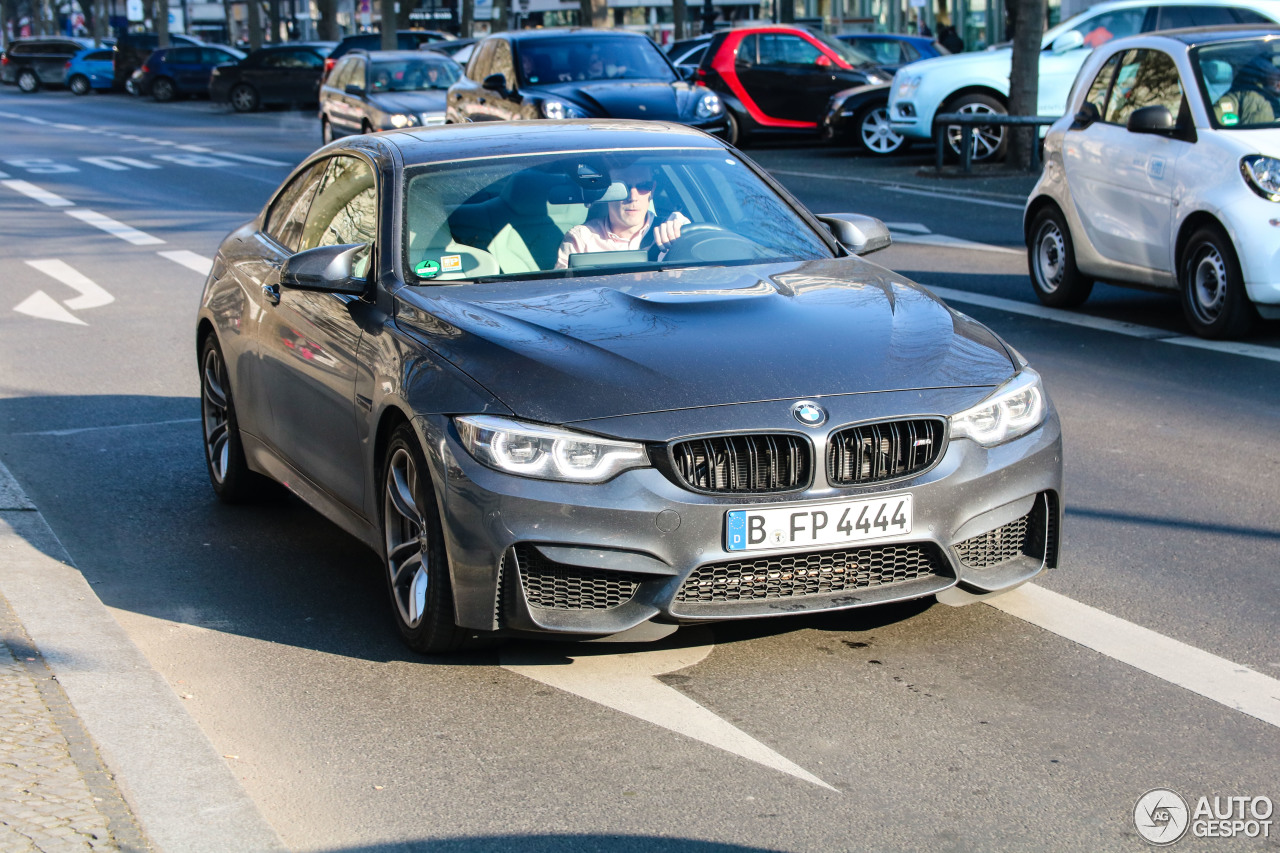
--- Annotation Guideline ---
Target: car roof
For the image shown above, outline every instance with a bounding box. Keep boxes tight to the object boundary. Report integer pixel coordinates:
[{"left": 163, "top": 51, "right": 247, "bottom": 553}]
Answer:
[
  {"left": 349, "top": 49, "right": 453, "bottom": 60},
  {"left": 1146, "top": 23, "right": 1280, "bottom": 44},
  {"left": 495, "top": 27, "right": 653, "bottom": 42}
]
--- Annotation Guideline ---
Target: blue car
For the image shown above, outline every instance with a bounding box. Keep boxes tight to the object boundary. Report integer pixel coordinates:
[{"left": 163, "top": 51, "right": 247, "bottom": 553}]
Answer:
[
  {"left": 135, "top": 44, "right": 244, "bottom": 101},
  {"left": 836, "top": 33, "right": 948, "bottom": 72},
  {"left": 64, "top": 47, "right": 116, "bottom": 95}
]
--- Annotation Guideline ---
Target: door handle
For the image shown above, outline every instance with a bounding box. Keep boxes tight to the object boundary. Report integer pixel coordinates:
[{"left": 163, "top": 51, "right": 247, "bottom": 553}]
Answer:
[{"left": 262, "top": 283, "right": 280, "bottom": 305}]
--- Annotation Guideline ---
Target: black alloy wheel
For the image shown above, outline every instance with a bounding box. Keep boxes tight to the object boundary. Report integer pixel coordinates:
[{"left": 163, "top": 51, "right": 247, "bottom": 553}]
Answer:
[
  {"left": 152, "top": 77, "right": 176, "bottom": 102},
  {"left": 199, "top": 335, "right": 269, "bottom": 503},
  {"left": 381, "top": 423, "right": 469, "bottom": 654},
  {"left": 229, "top": 82, "right": 259, "bottom": 112},
  {"left": 855, "top": 103, "right": 906, "bottom": 157},
  {"left": 68, "top": 74, "right": 91, "bottom": 95},
  {"left": 942, "top": 93, "right": 1008, "bottom": 163},
  {"left": 17, "top": 69, "right": 39, "bottom": 93},
  {"left": 1179, "top": 225, "right": 1255, "bottom": 339},
  {"left": 1028, "top": 206, "right": 1093, "bottom": 308}
]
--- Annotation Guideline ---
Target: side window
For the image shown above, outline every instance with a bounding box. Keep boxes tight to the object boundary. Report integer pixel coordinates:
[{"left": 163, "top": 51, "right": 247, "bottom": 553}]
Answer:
[
  {"left": 168, "top": 48, "right": 197, "bottom": 63},
  {"left": 467, "top": 39, "right": 495, "bottom": 82},
  {"left": 1071, "top": 8, "right": 1146, "bottom": 49},
  {"left": 1156, "top": 6, "right": 1239, "bottom": 28},
  {"left": 1083, "top": 52, "right": 1122, "bottom": 116},
  {"left": 330, "top": 57, "right": 355, "bottom": 88},
  {"left": 299, "top": 157, "right": 377, "bottom": 278},
  {"left": 736, "top": 34, "right": 758, "bottom": 65},
  {"left": 491, "top": 39, "right": 514, "bottom": 82},
  {"left": 265, "top": 162, "right": 327, "bottom": 252},
  {"left": 204, "top": 48, "right": 235, "bottom": 65},
  {"left": 1104, "top": 49, "right": 1183, "bottom": 126},
  {"left": 758, "top": 34, "right": 822, "bottom": 66},
  {"left": 88, "top": 50, "right": 113, "bottom": 62},
  {"left": 899, "top": 43, "right": 920, "bottom": 64},
  {"left": 1231, "top": 8, "right": 1274, "bottom": 23}
]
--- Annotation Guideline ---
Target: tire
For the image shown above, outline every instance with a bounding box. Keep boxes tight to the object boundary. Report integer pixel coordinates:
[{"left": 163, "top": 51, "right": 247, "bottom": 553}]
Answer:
[
  {"left": 725, "top": 110, "right": 749, "bottom": 148},
  {"left": 68, "top": 74, "right": 91, "bottom": 96},
  {"left": 941, "top": 93, "right": 1008, "bottom": 163},
  {"left": 229, "top": 83, "right": 259, "bottom": 113},
  {"left": 1179, "top": 225, "right": 1255, "bottom": 339},
  {"left": 381, "top": 423, "right": 470, "bottom": 654},
  {"left": 152, "top": 77, "right": 176, "bottom": 102},
  {"left": 321, "top": 116, "right": 334, "bottom": 144},
  {"left": 17, "top": 69, "right": 39, "bottom": 93},
  {"left": 855, "top": 103, "right": 906, "bottom": 157},
  {"left": 1028, "top": 206, "right": 1093, "bottom": 308},
  {"left": 200, "top": 335, "right": 272, "bottom": 504}
]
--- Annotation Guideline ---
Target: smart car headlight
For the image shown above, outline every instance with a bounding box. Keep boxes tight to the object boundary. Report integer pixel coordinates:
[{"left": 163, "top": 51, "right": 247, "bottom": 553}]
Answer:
[
  {"left": 388, "top": 113, "right": 419, "bottom": 128},
  {"left": 1241, "top": 155, "right": 1280, "bottom": 202},
  {"left": 695, "top": 90, "right": 723, "bottom": 118},
  {"left": 455, "top": 415, "right": 649, "bottom": 483},
  {"left": 950, "top": 369, "right": 1046, "bottom": 447},
  {"left": 541, "top": 99, "right": 587, "bottom": 120}
]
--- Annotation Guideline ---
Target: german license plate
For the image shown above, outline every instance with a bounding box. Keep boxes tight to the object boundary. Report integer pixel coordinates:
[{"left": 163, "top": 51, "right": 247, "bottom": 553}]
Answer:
[{"left": 726, "top": 494, "right": 913, "bottom": 552}]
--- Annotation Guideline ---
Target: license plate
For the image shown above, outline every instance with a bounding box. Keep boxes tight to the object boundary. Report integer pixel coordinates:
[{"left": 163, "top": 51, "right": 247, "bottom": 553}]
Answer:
[{"left": 726, "top": 494, "right": 913, "bottom": 552}]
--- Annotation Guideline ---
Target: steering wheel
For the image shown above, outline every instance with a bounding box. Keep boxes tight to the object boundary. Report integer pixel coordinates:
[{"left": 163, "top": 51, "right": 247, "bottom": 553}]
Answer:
[{"left": 651, "top": 223, "right": 768, "bottom": 263}]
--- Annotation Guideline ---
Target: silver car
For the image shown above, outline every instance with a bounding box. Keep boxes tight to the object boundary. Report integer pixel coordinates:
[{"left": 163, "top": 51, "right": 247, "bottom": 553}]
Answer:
[{"left": 196, "top": 121, "right": 1063, "bottom": 653}]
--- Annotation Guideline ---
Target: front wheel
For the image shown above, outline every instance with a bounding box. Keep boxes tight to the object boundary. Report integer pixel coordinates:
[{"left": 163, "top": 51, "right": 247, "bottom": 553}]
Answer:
[
  {"left": 855, "top": 103, "right": 906, "bottom": 156},
  {"left": 69, "top": 74, "right": 91, "bottom": 96},
  {"left": 152, "top": 77, "right": 176, "bottom": 102},
  {"left": 200, "top": 335, "right": 271, "bottom": 503},
  {"left": 381, "top": 424, "right": 469, "bottom": 654},
  {"left": 229, "top": 83, "right": 259, "bottom": 112},
  {"left": 1179, "top": 225, "right": 1255, "bottom": 339},
  {"left": 17, "top": 69, "right": 39, "bottom": 93},
  {"left": 725, "top": 110, "right": 749, "bottom": 148},
  {"left": 941, "top": 93, "right": 1008, "bottom": 163},
  {"left": 1028, "top": 206, "right": 1093, "bottom": 308}
]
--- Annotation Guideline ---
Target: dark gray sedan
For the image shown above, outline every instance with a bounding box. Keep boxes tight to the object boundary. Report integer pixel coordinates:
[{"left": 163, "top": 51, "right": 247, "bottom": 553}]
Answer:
[
  {"left": 320, "top": 50, "right": 462, "bottom": 143},
  {"left": 196, "top": 121, "right": 1062, "bottom": 654}
]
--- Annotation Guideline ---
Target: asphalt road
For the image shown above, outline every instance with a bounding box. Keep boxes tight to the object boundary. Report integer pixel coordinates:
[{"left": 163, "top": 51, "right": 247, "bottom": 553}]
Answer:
[{"left": 1, "top": 89, "right": 1277, "bottom": 853}]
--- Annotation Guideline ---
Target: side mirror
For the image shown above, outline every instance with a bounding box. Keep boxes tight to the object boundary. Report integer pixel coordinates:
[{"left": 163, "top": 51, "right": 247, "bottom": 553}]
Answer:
[
  {"left": 344, "top": 83, "right": 365, "bottom": 96},
  {"left": 815, "top": 54, "right": 832, "bottom": 67},
  {"left": 816, "top": 213, "right": 892, "bottom": 256},
  {"left": 1050, "top": 31, "right": 1085, "bottom": 55},
  {"left": 482, "top": 72, "right": 508, "bottom": 93},
  {"left": 1126, "top": 104, "right": 1175, "bottom": 135},
  {"left": 280, "top": 243, "right": 369, "bottom": 295},
  {"left": 1071, "top": 101, "right": 1100, "bottom": 129}
]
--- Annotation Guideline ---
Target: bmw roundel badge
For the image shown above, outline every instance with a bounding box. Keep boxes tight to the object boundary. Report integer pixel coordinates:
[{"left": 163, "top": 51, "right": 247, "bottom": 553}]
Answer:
[{"left": 791, "top": 401, "right": 827, "bottom": 427}]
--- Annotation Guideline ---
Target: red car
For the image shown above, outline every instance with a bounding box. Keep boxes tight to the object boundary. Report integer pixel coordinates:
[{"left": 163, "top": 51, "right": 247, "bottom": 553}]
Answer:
[{"left": 694, "top": 25, "right": 891, "bottom": 146}]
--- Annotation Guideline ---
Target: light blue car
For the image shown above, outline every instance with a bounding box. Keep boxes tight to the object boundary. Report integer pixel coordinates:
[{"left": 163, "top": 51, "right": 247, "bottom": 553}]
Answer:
[{"left": 65, "top": 46, "right": 115, "bottom": 95}]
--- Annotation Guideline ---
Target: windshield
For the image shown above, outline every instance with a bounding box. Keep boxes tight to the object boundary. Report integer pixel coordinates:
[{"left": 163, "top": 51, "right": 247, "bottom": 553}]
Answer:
[
  {"left": 1041, "top": 6, "right": 1144, "bottom": 50},
  {"left": 369, "top": 57, "right": 460, "bottom": 91},
  {"left": 811, "top": 30, "right": 877, "bottom": 67},
  {"left": 1194, "top": 39, "right": 1280, "bottom": 129},
  {"left": 515, "top": 37, "right": 677, "bottom": 86},
  {"left": 402, "top": 149, "right": 834, "bottom": 283}
]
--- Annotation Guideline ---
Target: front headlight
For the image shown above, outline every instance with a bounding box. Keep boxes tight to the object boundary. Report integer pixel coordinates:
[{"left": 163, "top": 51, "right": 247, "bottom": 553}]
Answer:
[
  {"left": 894, "top": 73, "right": 920, "bottom": 100},
  {"left": 455, "top": 415, "right": 649, "bottom": 483},
  {"left": 388, "top": 112, "right": 419, "bottom": 128},
  {"left": 541, "top": 99, "right": 586, "bottom": 119},
  {"left": 695, "top": 90, "right": 722, "bottom": 118},
  {"left": 950, "top": 369, "right": 1047, "bottom": 447},
  {"left": 1241, "top": 155, "right": 1280, "bottom": 202}
]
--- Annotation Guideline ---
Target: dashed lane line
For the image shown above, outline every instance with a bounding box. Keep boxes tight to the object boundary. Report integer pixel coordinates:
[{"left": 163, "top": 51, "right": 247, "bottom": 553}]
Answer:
[
  {"left": 771, "top": 168, "right": 1027, "bottom": 210},
  {"left": 158, "top": 250, "right": 213, "bottom": 275},
  {"left": 2, "top": 179, "right": 73, "bottom": 207},
  {"left": 65, "top": 210, "right": 164, "bottom": 246}
]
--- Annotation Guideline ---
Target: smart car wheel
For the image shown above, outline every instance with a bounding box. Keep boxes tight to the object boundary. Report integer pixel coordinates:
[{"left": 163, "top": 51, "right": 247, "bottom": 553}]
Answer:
[
  {"left": 152, "top": 77, "right": 176, "bottom": 102},
  {"left": 1028, "top": 206, "right": 1092, "bottom": 308},
  {"left": 17, "top": 69, "right": 39, "bottom": 93},
  {"left": 856, "top": 104, "right": 905, "bottom": 156},
  {"left": 725, "top": 110, "right": 749, "bottom": 148},
  {"left": 200, "top": 334, "right": 268, "bottom": 503},
  {"left": 381, "top": 424, "right": 468, "bottom": 654},
  {"left": 1179, "top": 225, "right": 1254, "bottom": 339},
  {"left": 942, "top": 94, "right": 1008, "bottom": 163},
  {"left": 69, "top": 74, "right": 91, "bottom": 96},
  {"left": 230, "top": 83, "right": 259, "bottom": 112}
]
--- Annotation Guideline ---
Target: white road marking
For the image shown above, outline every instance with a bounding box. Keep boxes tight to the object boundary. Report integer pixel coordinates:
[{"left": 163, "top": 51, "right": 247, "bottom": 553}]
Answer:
[
  {"left": 2, "top": 179, "right": 73, "bottom": 207},
  {"left": 152, "top": 153, "right": 234, "bottom": 168},
  {"left": 502, "top": 637, "right": 837, "bottom": 791},
  {"left": 158, "top": 250, "right": 213, "bottom": 275},
  {"left": 81, "top": 156, "right": 161, "bottom": 171},
  {"left": 13, "top": 291, "right": 87, "bottom": 325},
  {"left": 214, "top": 151, "right": 292, "bottom": 167},
  {"left": 14, "top": 418, "right": 201, "bottom": 437},
  {"left": 0, "top": 170, "right": 7, "bottom": 179},
  {"left": 65, "top": 209, "right": 165, "bottom": 245},
  {"left": 989, "top": 584, "right": 1280, "bottom": 729},
  {"left": 25, "top": 260, "right": 114, "bottom": 310},
  {"left": 53, "top": 123, "right": 86, "bottom": 131},
  {"left": 178, "top": 145, "right": 214, "bottom": 153},
  {"left": 772, "top": 168, "right": 1026, "bottom": 210},
  {"left": 929, "top": 286, "right": 1280, "bottom": 364},
  {"left": 893, "top": 232, "right": 1023, "bottom": 255}
]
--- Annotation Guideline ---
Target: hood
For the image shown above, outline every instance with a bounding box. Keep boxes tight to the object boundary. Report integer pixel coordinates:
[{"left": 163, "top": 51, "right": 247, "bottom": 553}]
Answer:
[
  {"left": 906, "top": 48, "right": 1011, "bottom": 80},
  {"left": 369, "top": 90, "right": 449, "bottom": 113},
  {"left": 531, "top": 79, "right": 684, "bottom": 120},
  {"left": 1213, "top": 127, "right": 1280, "bottom": 157},
  {"left": 394, "top": 257, "right": 1015, "bottom": 424}
]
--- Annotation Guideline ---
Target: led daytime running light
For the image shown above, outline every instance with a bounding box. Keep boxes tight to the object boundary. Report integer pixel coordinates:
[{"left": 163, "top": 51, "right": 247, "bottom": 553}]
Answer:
[
  {"left": 456, "top": 415, "right": 648, "bottom": 483},
  {"left": 950, "top": 370, "right": 1047, "bottom": 447}
]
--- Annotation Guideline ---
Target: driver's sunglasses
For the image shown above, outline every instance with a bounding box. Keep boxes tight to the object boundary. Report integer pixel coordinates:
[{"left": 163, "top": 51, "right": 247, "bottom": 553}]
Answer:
[{"left": 622, "top": 179, "right": 656, "bottom": 195}]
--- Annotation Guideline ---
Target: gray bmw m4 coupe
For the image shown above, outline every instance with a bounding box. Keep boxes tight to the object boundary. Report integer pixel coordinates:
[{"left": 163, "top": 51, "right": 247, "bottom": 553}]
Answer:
[{"left": 196, "top": 120, "right": 1063, "bottom": 654}]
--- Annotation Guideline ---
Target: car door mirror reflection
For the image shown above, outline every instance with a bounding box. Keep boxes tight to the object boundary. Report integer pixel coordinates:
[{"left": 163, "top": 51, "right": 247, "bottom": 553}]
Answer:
[
  {"left": 482, "top": 72, "right": 508, "bottom": 94},
  {"left": 344, "top": 83, "right": 365, "bottom": 97},
  {"left": 1050, "top": 31, "right": 1085, "bottom": 55},
  {"left": 280, "top": 243, "right": 370, "bottom": 296}
]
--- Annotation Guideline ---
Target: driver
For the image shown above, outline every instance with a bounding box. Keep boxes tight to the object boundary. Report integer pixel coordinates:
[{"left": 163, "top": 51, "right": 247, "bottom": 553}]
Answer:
[{"left": 555, "top": 164, "right": 689, "bottom": 269}]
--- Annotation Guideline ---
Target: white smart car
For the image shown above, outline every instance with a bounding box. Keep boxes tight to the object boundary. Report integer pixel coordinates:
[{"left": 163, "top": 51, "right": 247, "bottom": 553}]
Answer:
[
  {"left": 1025, "top": 27, "right": 1280, "bottom": 338},
  {"left": 888, "top": 0, "right": 1280, "bottom": 162}
]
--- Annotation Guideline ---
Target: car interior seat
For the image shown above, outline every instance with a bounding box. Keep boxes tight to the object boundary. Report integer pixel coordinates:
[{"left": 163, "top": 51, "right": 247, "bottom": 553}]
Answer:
[
  {"left": 1202, "top": 59, "right": 1235, "bottom": 105},
  {"left": 406, "top": 194, "right": 500, "bottom": 280},
  {"left": 486, "top": 171, "right": 587, "bottom": 273}
]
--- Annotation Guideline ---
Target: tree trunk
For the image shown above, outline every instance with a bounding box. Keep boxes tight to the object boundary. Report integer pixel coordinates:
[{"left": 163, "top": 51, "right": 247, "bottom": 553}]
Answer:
[
  {"left": 246, "top": 0, "right": 263, "bottom": 50},
  {"left": 672, "top": 0, "right": 685, "bottom": 41},
  {"left": 316, "top": 0, "right": 339, "bottom": 40},
  {"left": 380, "top": 0, "right": 395, "bottom": 48},
  {"left": 156, "top": 0, "right": 169, "bottom": 46},
  {"left": 491, "top": 0, "right": 506, "bottom": 31},
  {"left": 1006, "top": 0, "right": 1046, "bottom": 170},
  {"left": 460, "top": 0, "right": 473, "bottom": 37}
]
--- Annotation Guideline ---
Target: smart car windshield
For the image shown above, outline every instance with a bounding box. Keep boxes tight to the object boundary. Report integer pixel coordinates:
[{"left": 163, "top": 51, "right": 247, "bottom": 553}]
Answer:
[
  {"left": 515, "top": 37, "right": 677, "bottom": 86},
  {"left": 402, "top": 148, "right": 834, "bottom": 283},
  {"left": 369, "top": 57, "right": 460, "bottom": 92},
  {"left": 1194, "top": 40, "right": 1280, "bottom": 129}
]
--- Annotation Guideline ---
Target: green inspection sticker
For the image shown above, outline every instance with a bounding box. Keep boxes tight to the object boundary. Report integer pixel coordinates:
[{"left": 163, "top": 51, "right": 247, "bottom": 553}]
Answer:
[{"left": 415, "top": 259, "right": 441, "bottom": 278}]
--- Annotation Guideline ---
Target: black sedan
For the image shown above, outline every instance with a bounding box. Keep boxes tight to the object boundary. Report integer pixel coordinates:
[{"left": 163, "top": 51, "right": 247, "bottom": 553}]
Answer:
[
  {"left": 319, "top": 50, "right": 462, "bottom": 142},
  {"left": 209, "top": 41, "right": 334, "bottom": 112},
  {"left": 446, "top": 28, "right": 728, "bottom": 137},
  {"left": 196, "top": 121, "right": 1063, "bottom": 654}
]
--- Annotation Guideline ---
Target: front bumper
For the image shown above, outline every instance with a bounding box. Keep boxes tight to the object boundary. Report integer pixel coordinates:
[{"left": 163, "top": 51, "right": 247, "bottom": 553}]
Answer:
[{"left": 421, "top": 389, "right": 1063, "bottom": 638}]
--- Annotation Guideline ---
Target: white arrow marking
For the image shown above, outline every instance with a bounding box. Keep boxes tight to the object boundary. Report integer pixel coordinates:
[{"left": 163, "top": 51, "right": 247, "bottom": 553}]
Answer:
[
  {"left": 158, "top": 250, "right": 213, "bottom": 275},
  {"left": 2, "top": 179, "right": 73, "bottom": 207},
  {"left": 14, "top": 291, "right": 88, "bottom": 325},
  {"left": 65, "top": 209, "right": 164, "bottom": 245},
  {"left": 25, "top": 260, "right": 114, "bottom": 310},
  {"left": 502, "top": 635, "right": 837, "bottom": 791}
]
